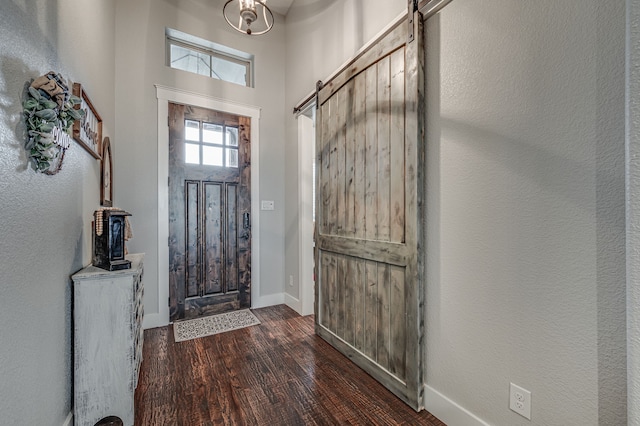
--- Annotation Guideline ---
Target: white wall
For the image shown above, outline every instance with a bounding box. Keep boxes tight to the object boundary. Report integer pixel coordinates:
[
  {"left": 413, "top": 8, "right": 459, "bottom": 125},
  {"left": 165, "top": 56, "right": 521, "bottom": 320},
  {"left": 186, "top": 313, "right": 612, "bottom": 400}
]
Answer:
[
  {"left": 283, "top": 0, "right": 405, "bottom": 306},
  {"left": 114, "top": 0, "right": 287, "bottom": 323},
  {"left": 0, "top": 1, "right": 115, "bottom": 424},
  {"left": 627, "top": 0, "right": 640, "bottom": 423},
  {"left": 425, "top": 1, "right": 626, "bottom": 425}
]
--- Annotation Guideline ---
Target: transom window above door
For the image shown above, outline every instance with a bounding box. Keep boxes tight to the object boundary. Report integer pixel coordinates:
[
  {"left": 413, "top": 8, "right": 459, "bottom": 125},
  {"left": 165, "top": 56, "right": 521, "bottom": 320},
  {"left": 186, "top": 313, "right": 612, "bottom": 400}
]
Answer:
[{"left": 184, "top": 120, "right": 239, "bottom": 168}]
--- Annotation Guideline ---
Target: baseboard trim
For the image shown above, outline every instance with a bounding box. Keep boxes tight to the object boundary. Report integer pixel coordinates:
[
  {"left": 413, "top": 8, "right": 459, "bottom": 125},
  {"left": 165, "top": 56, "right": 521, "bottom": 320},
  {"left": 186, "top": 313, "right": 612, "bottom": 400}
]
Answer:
[
  {"left": 252, "top": 292, "right": 285, "bottom": 309},
  {"left": 424, "top": 385, "right": 491, "bottom": 426},
  {"left": 62, "top": 411, "right": 73, "bottom": 426},
  {"left": 143, "top": 312, "right": 166, "bottom": 330},
  {"left": 284, "top": 293, "right": 302, "bottom": 314}
]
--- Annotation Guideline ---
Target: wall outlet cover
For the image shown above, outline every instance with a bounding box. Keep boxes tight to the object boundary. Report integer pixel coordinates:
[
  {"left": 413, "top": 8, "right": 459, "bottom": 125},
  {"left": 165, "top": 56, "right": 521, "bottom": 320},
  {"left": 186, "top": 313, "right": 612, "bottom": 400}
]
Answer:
[{"left": 509, "top": 382, "right": 531, "bottom": 420}]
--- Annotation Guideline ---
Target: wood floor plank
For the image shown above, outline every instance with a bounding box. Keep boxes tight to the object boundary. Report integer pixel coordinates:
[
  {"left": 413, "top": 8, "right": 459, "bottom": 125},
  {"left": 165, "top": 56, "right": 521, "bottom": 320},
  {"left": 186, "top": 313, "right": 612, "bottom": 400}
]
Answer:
[{"left": 135, "top": 305, "right": 446, "bottom": 426}]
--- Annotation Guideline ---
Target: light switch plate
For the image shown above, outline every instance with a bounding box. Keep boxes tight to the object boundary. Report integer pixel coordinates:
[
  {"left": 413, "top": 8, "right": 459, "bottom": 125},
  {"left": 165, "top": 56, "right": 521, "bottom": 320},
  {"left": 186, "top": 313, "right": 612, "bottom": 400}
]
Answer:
[{"left": 261, "top": 200, "right": 275, "bottom": 211}]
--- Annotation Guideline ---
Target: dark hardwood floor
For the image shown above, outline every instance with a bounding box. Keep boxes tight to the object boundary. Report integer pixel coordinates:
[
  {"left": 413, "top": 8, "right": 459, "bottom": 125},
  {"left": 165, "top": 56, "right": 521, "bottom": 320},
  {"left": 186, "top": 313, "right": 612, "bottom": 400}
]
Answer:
[{"left": 135, "top": 305, "right": 446, "bottom": 426}]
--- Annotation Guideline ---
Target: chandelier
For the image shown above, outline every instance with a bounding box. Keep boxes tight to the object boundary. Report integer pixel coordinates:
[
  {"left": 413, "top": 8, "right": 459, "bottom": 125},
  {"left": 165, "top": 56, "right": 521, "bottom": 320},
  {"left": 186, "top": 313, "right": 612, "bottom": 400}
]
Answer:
[{"left": 223, "top": 0, "right": 274, "bottom": 36}]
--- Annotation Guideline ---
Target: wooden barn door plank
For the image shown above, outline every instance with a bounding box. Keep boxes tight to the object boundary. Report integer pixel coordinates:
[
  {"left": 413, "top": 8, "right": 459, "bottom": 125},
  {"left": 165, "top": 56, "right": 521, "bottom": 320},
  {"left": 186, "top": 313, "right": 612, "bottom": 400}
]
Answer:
[{"left": 314, "top": 13, "right": 425, "bottom": 411}]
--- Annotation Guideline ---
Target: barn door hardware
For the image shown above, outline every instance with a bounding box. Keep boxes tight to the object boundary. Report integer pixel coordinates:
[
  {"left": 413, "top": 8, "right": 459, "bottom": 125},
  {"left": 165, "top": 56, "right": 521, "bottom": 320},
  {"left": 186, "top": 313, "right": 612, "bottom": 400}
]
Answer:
[{"left": 408, "top": 0, "right": 418, "bottom": 43}]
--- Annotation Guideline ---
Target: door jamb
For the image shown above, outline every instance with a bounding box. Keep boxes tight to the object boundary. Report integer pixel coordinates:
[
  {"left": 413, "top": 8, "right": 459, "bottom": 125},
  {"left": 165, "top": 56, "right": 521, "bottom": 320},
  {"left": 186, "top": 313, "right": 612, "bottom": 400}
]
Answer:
[
  {"left": 151, "top": 84, "right": 261, "bottom": 327},
  {"left": 297, "top": 105, "right": 315, "bottom": 316}
]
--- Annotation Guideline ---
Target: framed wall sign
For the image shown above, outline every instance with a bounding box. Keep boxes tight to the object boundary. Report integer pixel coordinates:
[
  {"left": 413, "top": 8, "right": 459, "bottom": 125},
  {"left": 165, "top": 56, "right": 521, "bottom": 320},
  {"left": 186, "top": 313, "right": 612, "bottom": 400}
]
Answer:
[
  {"left": 101, "top": 137, "right": 113, "bottom": 207},
  {"left": 72, "top": 83, "right": 102, "bottom": 159}
]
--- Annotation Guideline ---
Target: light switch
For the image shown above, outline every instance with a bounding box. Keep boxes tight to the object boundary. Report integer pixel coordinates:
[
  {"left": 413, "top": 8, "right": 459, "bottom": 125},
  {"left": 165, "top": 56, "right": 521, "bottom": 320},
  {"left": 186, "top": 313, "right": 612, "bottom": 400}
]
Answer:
[{"left": 261, "top": 200, "right": 275, "bottom": 211}]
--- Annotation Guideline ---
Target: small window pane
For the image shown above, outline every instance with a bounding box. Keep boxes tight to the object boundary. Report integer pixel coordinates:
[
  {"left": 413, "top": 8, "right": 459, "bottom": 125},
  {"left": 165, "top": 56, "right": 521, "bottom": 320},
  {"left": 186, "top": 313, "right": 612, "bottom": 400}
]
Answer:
[
  {"left": 203, "top": 145, "right": 223, "bottom": 166},
  {"left": 226, "top": 127, "right": 238, "bottom": 146},
  {"left": 185, "top": 143, "right": 200, "bottom": 164},
  {"left": 203, "top": 123, "right": 224, "bottom": 144},
  {"left": 211, "top": 56, "right": 247, "bottom": 85},
  {"left": 185, "top": 120, "right": 200, "bottom": 141},
  {"left": 226, "top": 148, "right": 238, "bottom": 168},
  {"left": 170, "top": 45, "right": 211, "bottom": 77}
]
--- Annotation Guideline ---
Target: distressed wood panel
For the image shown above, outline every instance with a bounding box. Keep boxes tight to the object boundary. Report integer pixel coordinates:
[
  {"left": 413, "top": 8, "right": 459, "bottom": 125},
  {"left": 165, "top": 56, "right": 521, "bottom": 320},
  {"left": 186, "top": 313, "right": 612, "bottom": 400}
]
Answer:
[
  {"left": 376, "top": 263, "right": 391, "bottom": 370},
  {"left": 345, "top": 80, "right": 356, "bottom": 237},
  {"left": 389, "top": 265, "right": 406, "bottom": 378},
  {"left": 364, "top": 65, "right": 378, "bottom": 240},
  {"left": 336, "top": 256, "right": 347, "bottom": 338},
  {"left": 353, "top": 74, "right": 367, "bottom": 239},
  {"left": 186, "top": 181, "right": 200, "bottom": 298},
  {"left": 328, "top": 95, "right": 339, "bottom": 236},
  {"left": 390, "top": 48, "right": 406, "bottom": 243},
  {"left": 314, "top": 14, "right": 425, "bottom": 411},
  {"left": 319, "top": 102, "right": 330, "bottom": 235},
  {"left": 343, "top": 256, "right": 355, "bottom": 345},
  {"left": 377, "top": 56, "right": 391, "bottom": 242},
  {"left": 316, "top": 234, "right": 409, "bottom": 266},
  {"left": 320, "top": 251, "right": 330, "bottom": 329},
  {"left": 327, "top": 254, "right": 338, "bottom": 333},
  {"left": 363, "top": 260, "right": 378, "bottom": 360},
  {"left": 353, "top": 258, "right": 365, "bottom": 351},
  {"left": 203, "top": 182, "right": 223, "bottom": 295},
  {"left": 336, "top": 88, "right": 347, "bottom": 236},
  {"left": 226, "top": 183, "right": 239, "bottom": 292}
]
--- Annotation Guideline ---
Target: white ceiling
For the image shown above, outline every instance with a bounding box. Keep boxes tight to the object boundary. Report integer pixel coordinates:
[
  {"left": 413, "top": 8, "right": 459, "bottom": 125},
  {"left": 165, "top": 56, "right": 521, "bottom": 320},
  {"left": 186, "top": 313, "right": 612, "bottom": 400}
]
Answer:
[{"left": 265, "top": 0, "right": 295, "bottom": 16}]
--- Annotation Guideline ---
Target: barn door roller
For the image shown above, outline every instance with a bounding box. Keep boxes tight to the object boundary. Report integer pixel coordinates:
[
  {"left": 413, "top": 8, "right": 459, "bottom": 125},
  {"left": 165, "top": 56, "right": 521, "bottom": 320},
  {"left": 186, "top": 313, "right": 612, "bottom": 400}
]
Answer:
[{"left": 408, "top": 0, "right": 418, "bottom": 43}]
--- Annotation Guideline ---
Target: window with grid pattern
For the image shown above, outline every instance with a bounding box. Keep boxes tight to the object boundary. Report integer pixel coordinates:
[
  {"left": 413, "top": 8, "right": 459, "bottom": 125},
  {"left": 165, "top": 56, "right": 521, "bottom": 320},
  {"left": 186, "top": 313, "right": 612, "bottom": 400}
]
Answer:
[{"left": 184, "top": 120, "right": 239, "bottom": 168}]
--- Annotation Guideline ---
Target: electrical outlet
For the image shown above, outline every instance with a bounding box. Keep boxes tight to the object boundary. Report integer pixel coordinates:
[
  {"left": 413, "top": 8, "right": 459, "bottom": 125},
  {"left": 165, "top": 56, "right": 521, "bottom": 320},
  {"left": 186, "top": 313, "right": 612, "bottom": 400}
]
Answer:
[
  {"left": 289, "top": 275, "right": 294, "bottom": 287},
  {"left": 509, "top": 383, "right": 531, "bottom": 420}
]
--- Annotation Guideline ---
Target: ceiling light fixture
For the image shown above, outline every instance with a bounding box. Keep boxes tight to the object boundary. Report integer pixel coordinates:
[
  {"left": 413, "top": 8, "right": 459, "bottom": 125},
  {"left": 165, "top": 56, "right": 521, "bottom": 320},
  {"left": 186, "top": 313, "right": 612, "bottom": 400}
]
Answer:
[{"left": 223, "top": 0, "right": 274, "bottom": 36}]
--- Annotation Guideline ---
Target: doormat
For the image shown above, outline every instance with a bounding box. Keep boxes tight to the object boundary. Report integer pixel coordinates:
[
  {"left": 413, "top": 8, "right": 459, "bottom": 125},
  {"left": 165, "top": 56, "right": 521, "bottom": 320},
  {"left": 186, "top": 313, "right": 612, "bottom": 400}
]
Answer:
[{"left": 173, "top": 309, "right": 261, "bottom": 342}]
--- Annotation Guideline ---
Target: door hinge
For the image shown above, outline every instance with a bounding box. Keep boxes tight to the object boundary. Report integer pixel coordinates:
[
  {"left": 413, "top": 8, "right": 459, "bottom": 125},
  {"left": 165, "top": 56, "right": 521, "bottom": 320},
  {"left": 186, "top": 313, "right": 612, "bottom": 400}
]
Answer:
[
  {"left": 167, "top": 115, "right": 170, "bottom": 126},
  {"left": 168, "top": 176, "right": 170, "bottom": 186},
  {"left": 168, "top": 297, "right": 170, "bottom": 307},
  {"left": 168, "top": 236, "right": 170, "bottom": 246}
]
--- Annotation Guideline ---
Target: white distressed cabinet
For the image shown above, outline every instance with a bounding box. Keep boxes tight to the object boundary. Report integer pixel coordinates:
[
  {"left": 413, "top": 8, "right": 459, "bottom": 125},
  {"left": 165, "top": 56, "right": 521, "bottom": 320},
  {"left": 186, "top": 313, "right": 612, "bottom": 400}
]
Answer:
[{"left": 71, "top": 253, "right": 145, "bottom": 426}]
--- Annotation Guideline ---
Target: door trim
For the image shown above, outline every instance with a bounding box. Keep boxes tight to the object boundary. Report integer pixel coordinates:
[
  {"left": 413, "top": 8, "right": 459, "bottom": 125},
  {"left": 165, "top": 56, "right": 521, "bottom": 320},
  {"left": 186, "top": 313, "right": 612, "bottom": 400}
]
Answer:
[
  {"left": 147, "top": 85, "right": 261, "bottom": 328},
  {"left": 298, "top": 106, "right": 315, "bottom": 316}
]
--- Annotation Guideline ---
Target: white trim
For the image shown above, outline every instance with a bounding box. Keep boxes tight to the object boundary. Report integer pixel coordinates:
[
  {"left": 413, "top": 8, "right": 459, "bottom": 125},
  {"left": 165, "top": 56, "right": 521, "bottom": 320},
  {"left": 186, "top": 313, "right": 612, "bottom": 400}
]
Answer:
[
  {"left": 424, "top": 385, "right": 492, "bottom": 426},
  {"left": 143, "top": 313, "right": 163, "bottom": 330},
  {"left": 253, "top": 292, "right": 285, "bottom": 308},
  {"left": 297, "top": 110, "right": 315, "bottom": 316},
  {"left": 62, "top": 411, "right": 73, "bottom": 426},
  {"left": 154, "top": 84, "right": 261, "bottom": 328},
  {"left": 284, "top": 292, "right": 302, "bottom": 313}
]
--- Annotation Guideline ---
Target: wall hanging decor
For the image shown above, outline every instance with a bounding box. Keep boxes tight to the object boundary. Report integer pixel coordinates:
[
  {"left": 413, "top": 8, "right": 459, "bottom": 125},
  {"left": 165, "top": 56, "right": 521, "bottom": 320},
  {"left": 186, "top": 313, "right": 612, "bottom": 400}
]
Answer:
[
  {"left": 22, "top": 71, "right": 84, "bottom": 174},
  {"left": 72, "top": 83, "right": 103, "bottom": 159},
  {"left": 101, "top": 137, "right": 113, "bottom": 207}
]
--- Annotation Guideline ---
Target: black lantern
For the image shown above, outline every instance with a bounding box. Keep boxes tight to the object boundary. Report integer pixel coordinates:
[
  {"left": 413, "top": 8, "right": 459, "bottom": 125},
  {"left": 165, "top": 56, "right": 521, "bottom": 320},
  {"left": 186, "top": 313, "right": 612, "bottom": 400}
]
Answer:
[{"left": 93, "top": 209, "right": 132, "bottom": 271}]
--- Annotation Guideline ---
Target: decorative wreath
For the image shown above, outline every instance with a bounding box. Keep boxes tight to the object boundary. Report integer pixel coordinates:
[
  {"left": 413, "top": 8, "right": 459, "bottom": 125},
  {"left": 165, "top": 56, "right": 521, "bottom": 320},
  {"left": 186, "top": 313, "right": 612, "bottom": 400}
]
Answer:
[{"left": 22, "top": 71, "right": 84, "bottom": 174}]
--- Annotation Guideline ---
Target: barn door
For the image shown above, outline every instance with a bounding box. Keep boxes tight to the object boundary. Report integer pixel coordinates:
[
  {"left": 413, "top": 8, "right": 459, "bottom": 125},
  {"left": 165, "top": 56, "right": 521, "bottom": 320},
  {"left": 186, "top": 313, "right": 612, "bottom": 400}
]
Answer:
[
  {"left": 314, "top": 14, "right": 425, "bottom": 410},
  {"left": 168, "top": 103, "right": 251, "bottom": 322}
]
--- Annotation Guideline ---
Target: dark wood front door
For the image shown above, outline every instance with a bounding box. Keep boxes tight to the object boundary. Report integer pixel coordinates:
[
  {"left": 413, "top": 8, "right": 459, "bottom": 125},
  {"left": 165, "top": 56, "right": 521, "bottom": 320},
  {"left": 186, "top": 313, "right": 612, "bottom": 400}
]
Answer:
[
  {"left": 314, "top": 14, "right": 425, "bottom": 410},
  {"left": 169, "top": 103, "right": 251, "bottom": 321}
]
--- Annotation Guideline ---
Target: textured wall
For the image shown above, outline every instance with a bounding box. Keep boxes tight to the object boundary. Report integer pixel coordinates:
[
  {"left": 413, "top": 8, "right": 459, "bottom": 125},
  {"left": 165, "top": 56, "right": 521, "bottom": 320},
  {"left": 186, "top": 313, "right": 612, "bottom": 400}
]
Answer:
[
  {"left": 283, "top": 0, "right": 405, "bottom": 306},
  {"left": 0, "top": 1, "right": 115, "bottom": 424},
  {"left": 114, "top": 0, "right": 287, "bottom": 319},
  {"left": 627, "top": 0, "right": 640, "bottom": 424},
  {"left": 425, "top": 1, "right": 626, "bottom": 425}
]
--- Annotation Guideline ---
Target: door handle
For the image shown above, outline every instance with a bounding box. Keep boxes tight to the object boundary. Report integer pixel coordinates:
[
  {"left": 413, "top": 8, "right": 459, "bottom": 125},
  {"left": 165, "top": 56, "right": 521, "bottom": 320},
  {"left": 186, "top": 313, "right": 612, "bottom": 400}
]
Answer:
[{"left": 243, "top": 212, "right": 250, "bottom": 229}]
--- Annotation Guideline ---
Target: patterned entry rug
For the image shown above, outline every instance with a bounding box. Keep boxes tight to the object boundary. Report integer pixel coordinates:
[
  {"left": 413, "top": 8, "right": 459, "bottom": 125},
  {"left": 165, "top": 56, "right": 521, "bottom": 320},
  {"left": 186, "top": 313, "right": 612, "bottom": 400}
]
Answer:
[{"left": 173, "top": 309, "right": 261, "bottom": 342}]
